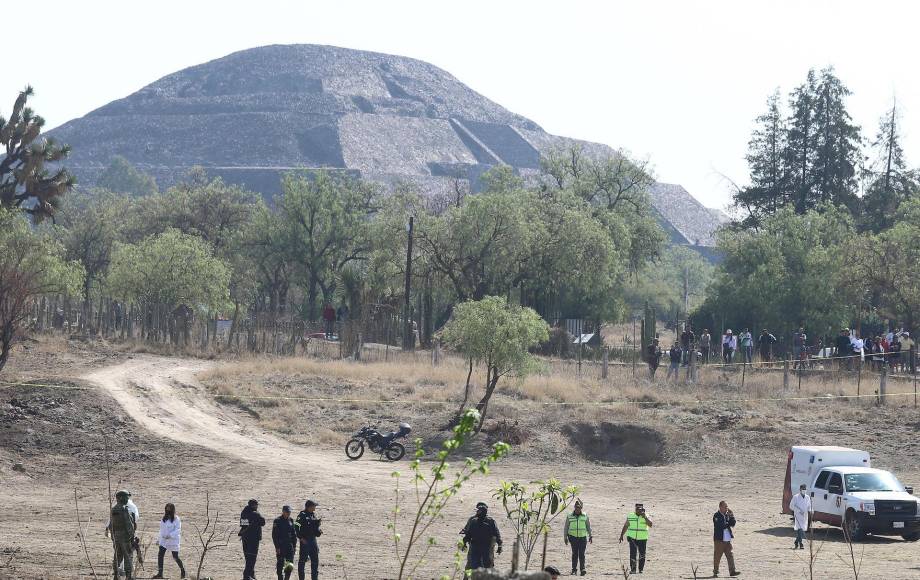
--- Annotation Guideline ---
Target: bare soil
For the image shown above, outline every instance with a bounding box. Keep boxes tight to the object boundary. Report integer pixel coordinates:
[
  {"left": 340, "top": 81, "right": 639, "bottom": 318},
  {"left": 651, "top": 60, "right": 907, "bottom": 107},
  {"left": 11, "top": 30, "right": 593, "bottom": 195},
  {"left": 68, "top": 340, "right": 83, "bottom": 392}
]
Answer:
[{"left": 2, "top": 341, "right": 920, "bottom": 579}]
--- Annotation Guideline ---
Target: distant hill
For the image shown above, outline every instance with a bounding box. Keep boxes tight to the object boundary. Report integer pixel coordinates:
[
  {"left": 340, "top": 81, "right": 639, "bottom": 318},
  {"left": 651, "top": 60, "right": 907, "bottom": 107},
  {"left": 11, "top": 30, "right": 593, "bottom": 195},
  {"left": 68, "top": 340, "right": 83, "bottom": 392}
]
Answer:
[{"left": 49, "top": 44, "right": 724, "bottom": 247}]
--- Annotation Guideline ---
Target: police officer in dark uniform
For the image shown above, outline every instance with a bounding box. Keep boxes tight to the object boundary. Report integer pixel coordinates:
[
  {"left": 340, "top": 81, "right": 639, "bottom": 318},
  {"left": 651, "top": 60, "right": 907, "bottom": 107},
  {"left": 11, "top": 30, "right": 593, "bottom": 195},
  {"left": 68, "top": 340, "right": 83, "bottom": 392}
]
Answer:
[
  {"left": 239, "top": 499, "right": 266, "bottom": 580},
  {"left": 273, "top": 505, "right": 297, "bottom": 580},
  {"left": 295, "top": 500, "right": 322, "bottom": 580},
  {"left": 462, "top": 502, "right": 502, "bottom": 570}
]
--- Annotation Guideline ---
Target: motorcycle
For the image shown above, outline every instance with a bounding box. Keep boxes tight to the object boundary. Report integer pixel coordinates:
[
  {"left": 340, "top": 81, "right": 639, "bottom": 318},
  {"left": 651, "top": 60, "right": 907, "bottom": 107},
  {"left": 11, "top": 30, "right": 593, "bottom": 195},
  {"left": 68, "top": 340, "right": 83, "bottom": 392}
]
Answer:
[{"left": 345, "top": 422, "right": 412, "bottom": 461}]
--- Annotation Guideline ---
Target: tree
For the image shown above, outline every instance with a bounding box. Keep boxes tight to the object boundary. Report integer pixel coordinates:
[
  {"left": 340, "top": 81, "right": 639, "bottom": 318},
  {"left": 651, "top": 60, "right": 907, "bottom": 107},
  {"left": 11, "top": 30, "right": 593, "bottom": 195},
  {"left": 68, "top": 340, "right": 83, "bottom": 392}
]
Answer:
[
  {"left": 860, "top": 100, "right": 919, "bottom": 232},
  {"left": 277, "top": 170, "right": 377, "bottom": 320},
  {"left": 811, "top": 67, "right": 861, "bottom": 212},
  {"left": 850, "top": 198, "right": 920, "bottom": 331},
  {"left": 493, "top": 479, "right": 580, "bottom": 570},
  {"left": 624, "top": 246, "right": 714, "bottom": 324},
  {"left": 106, "top": 229, "right": 230, "bottom": 314},
  {"left": 785, "top": 69, "right": 819, "bottom": 214},
  {"left": 0, "top": 87, "right": 75, "bottom": 220},
  {"left": 441, "top": 296, "right": 548, "bottom": 430},
  {"left": 0, "top": 209, "right": 84, "bottom": 371},
  {"left": 733, "top": 90, "right": 789, "bottom": 227},
  {"left": 694, "top": 205, "right": 856, "bottom": 340},
  {"left": 57, "top": 190, "right": 132, "bottom": 303},
  {"left": 96, "top": 155, "right": 157, "bottom": 197}
]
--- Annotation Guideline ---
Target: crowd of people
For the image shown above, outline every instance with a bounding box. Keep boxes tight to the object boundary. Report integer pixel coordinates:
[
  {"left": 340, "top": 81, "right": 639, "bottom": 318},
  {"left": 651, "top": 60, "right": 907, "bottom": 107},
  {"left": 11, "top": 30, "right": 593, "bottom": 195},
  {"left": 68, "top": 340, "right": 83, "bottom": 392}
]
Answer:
[{"left": 644, "top": 324, "right": 916, "bottom": 379}]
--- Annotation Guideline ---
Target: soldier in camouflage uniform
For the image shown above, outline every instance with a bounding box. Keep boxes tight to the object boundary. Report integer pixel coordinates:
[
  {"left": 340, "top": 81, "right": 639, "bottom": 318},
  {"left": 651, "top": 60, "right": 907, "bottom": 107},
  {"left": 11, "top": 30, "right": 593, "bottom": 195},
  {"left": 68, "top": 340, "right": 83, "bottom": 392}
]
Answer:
[{"left": 110, "top": 490, "right": 137, "bottom": 579}]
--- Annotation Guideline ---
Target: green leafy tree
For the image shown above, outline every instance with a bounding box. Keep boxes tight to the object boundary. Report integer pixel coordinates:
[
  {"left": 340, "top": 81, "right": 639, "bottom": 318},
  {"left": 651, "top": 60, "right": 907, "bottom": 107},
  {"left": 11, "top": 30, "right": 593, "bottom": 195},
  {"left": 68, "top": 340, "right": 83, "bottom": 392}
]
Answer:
[
  {"left": 277, "top": 170, "right": 377, "bottom": 320},
  {"left": 106, "top": 229, "right": 230, "bottom": 314},
  {"left": 96, "top": 155, "right": 157, "bottom": 197},
  {"left": 694, "top": 205, "right": 855, "bottom": 340},
  {"left": 812, "top": 67, "right": 861, "bottom": 212},
  {"left": 0, "top": 208, "right": 84, "bottom": 371},
  {"left": 850, "top": 198, "right": 920, "bottom": 331},
  {"left": 441, "top": 296, "right": 549, "bottom": 430},
  {"left": 57, "top": 190, "right": 132, "bottom": 302},
  {"left": 390, "top": 409, "right": 510, "bottom": 580},
  {"left": 785, "top": 69, "right": 820, "bottom": 214},
  {"left": 624, "top": 246, "right": 714, "bottom": 323},
  {"left": 0, "top": 87, "right": 75, "bottom": 220},
  {"left": 493, "top": 479, "right": 580, "bottom": 570}
]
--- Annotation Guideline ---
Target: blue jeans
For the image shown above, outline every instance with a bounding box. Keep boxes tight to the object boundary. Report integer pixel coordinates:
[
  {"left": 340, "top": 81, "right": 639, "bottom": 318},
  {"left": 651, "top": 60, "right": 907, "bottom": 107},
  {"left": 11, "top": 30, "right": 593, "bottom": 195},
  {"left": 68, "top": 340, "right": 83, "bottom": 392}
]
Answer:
[{"left": 795, "top": 528, "right": 805, "bottom": 545}]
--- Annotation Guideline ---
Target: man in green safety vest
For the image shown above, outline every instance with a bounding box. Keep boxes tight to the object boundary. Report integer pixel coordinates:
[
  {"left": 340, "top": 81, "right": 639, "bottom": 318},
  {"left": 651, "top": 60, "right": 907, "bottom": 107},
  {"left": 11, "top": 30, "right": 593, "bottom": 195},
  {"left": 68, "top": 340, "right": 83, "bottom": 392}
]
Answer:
[
  {"left": 563, "top": 500, "right": 592, "bottom": 576},
  {"left": 619, "top": 503, "right": 653, "bottom": 574}
]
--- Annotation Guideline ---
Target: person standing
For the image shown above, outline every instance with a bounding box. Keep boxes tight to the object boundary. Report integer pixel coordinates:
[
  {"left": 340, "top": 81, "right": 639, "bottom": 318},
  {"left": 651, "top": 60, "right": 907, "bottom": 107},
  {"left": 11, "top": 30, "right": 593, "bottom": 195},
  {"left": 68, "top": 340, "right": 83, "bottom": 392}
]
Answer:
[
  {"left": 666, "top": 342, "right": 682, "bottom": 381},
  {"left": 645, "top": 339, "right": 662, "bottom": 379},
  {"left": 758, "top": 329, "right": 777, "bottom": 363},
  {"left": 739, "top": 329, "right": 753, "bottom": 364},
  {"left": 106, "top": 490, "right": 140, "bottom": 575},
  {"left": 712, "top": 501, "right": 740, "bottom": 577},
  {"left": 462, "top": 502, "right": 502, "bottom": 571},
  {"left": 322, "top": 303, "right": 336, "bottom": 339},
  {"left": 899, "top": 331, "right": 915, "bottom": 373},
  {"left": 834, "top": 329, "right": 852, "bottom": 370},
  {"left": 700, "top": 329, "right": 712, "bottom": 364},
  {"left": 680, "top": 325, "right": 695, "bottom": 366},
  {"left": 722, "top": 330, "right": 736, "bottom": 364},
  {"left": 788, "top": 485, "right": 812, "bottom": 550},
  {"left": 239, "top": 499, "right": 266, "bottom": 580},
  {"left": 273, "top": 506, "right": 298, "bottom": 580},
  {"left": 563, "top": 500, "right": 592, "bottom": 576},
  {"left": 619, "top": 503, "right": 653, "bottom": 575},
  {"left": 295, "top": 500, "right": 322, "bottom": 580},
  {"left": 110, "top": 490, "right": 136, "bottom": 580},
  {"left": 152, "top": 503, "right": 186, "bottom": 579}
]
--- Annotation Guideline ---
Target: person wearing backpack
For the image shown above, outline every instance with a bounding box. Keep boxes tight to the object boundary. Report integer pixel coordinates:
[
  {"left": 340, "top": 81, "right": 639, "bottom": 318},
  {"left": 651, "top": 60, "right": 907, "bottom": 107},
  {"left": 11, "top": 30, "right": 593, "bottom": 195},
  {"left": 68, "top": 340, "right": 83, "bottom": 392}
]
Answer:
[{"left": 110, "top": 490, "right": 137, "bottom": 580}]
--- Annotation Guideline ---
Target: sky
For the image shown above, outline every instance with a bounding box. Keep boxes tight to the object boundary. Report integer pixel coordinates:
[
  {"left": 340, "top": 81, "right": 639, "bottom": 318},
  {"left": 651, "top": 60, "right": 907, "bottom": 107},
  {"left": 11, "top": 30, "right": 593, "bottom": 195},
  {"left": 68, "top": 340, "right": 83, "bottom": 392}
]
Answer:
[{"left": 3, "top": 0, "right": 919, "bottom": 209}]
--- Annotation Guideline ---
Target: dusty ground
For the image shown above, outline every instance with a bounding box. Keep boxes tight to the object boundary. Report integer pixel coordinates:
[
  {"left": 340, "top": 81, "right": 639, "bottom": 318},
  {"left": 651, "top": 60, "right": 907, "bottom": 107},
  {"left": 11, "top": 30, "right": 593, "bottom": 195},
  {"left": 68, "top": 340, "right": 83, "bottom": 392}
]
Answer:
[{"left": 2, "top": 341, "right": 920, "bottom": 579}]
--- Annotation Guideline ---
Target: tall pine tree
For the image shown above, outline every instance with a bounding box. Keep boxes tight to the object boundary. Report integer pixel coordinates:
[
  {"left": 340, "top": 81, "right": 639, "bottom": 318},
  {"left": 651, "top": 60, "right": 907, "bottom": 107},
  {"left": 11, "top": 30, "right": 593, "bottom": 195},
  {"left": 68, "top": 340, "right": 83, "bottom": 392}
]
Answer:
[
  {"left": 784, "top": 69, "right": 819, "bottom": 214},
  {"left": 811, "top": 67, "right": 861, "bottom": 213},
  {"left": 861, "top": 99, "right": 919, "bottom": 232},
  {"left": 734, "top": 89, "right": 788, "bottom": 227}
]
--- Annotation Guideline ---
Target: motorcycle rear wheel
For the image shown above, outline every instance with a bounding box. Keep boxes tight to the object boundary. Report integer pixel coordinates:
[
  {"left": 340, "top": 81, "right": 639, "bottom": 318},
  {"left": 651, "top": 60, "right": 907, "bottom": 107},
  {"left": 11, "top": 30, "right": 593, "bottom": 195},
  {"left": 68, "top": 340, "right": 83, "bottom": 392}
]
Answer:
[
  {"left": 385, "top": 442, "right": 406, "bottom": 461},
  {"left": 345, "top": 439, "right": 365, "bottom": 460}
]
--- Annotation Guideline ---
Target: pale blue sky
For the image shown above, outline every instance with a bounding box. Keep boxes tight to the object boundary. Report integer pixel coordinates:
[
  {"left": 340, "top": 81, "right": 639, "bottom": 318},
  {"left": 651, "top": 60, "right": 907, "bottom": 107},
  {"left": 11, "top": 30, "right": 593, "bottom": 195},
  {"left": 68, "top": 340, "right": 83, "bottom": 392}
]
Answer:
[{"left": 4, "top": 0, "right": 918, "bottom": 209}]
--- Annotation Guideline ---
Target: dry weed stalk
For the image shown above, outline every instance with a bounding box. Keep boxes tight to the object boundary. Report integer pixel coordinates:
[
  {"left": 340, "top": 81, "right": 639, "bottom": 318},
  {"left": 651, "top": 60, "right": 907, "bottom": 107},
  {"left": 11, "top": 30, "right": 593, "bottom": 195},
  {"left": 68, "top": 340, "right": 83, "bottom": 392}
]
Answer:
[
  {"left": 73, "top": 489, "right": 99, "bottom": 579},
  {"left": 838, "top": 522, "right": 864, "bottom": 580},
  {"left": 192, "top": 491, "right": 233, "bottom": 580},
  {"left": 689, "top": 563, "right": 699, "bottom": 579}
]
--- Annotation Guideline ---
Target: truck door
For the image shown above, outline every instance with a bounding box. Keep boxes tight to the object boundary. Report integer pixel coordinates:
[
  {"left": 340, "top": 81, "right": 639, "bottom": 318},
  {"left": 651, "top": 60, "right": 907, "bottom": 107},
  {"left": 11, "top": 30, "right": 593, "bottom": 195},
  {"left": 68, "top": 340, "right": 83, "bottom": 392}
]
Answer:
[
  {"left": 811, "top": 470, "right": 840, "bottom": 525},
  {"left": 821, "top": 472, "right": 845, "bottom": 526}
]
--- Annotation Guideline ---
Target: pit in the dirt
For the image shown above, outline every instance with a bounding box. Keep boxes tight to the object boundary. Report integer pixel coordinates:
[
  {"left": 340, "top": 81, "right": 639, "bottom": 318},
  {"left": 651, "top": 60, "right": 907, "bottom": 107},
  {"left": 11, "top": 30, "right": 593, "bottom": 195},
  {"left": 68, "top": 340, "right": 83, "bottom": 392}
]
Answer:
[{"left": 563, "top": 422, "right": 666, "bottom": 466}]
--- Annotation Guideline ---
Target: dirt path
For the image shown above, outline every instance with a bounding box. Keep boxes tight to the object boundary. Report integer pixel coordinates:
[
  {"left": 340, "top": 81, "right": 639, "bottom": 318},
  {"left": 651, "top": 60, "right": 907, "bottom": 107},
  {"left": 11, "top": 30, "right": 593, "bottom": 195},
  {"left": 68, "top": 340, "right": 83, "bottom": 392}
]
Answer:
[{"left": 82, "top": 355, "right": 387, "bottom": 482}]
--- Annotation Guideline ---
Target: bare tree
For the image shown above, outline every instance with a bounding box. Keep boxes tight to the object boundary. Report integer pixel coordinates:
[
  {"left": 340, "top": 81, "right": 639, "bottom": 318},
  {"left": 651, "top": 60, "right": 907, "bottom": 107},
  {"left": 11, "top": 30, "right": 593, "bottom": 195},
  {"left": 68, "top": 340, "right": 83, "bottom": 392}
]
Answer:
[
  {"left": 74, "top": 489, "right": 99, "bottom": 579},
  {"left": 192, "top": 491, "right": 233, "bottom": 580}
]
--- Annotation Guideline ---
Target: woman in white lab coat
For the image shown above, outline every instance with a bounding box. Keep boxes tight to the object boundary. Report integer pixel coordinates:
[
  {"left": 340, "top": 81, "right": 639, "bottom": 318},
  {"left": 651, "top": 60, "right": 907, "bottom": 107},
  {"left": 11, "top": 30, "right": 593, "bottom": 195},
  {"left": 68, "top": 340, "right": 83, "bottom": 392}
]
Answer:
[{"left": 153, "top": 503, "right": 187, "bottom": 578}]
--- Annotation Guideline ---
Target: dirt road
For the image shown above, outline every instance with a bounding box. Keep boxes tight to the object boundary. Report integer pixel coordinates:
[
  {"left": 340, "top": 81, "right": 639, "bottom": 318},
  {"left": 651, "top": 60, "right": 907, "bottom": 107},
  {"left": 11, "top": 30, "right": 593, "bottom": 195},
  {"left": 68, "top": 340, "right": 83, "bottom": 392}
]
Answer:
[{"left": 1, "top": 355, "right": 919, "bottom": 579}]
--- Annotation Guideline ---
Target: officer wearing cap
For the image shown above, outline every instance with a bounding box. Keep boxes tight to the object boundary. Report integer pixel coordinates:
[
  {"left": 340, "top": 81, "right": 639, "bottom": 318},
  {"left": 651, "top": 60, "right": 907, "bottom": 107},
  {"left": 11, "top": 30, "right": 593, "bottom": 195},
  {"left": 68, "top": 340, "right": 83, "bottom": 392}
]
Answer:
[
  {"left": 273, "top": 505, "right": 297, "bottom": 580},
  {"left": 110, "top": 490, "right": 137, "bottom": 580},
  {"left": 619, "top": 503, "right": 653, "bottom": 574},
  {"left": 295, "top": 500, "right": 322, "bottom": 580},
  {"left": 462, "top": 502, "right": 502, "bottom": 571},
  {"left": 239, "top": 499, "right": 266, "bottom": 580}
]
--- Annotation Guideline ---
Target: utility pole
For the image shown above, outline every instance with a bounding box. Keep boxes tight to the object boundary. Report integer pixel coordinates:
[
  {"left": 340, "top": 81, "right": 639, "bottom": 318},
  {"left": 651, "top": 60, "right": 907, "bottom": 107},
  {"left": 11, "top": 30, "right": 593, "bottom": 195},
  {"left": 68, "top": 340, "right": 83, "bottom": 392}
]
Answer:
[{"left": 403, "top": 216, "right": 414, "bottom": 351}]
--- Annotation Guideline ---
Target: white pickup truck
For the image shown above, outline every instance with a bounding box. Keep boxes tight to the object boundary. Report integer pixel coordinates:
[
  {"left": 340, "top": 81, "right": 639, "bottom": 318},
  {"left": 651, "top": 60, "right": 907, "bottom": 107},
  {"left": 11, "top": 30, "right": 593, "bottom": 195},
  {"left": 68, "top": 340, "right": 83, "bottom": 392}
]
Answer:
[{"left": 782, "top": 445, "right": 920, "bottom": 541}]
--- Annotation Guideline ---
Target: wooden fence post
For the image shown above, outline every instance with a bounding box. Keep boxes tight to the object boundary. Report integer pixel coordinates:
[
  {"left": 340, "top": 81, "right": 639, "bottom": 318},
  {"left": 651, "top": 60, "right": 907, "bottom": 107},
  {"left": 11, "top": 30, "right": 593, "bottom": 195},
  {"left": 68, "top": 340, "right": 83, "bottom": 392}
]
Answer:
[
  {"left": 602, "top": 346, "right": 609, "bottom": 379},
  {"left": 879, "top": 365, "right": 887, "bottom": 405}
]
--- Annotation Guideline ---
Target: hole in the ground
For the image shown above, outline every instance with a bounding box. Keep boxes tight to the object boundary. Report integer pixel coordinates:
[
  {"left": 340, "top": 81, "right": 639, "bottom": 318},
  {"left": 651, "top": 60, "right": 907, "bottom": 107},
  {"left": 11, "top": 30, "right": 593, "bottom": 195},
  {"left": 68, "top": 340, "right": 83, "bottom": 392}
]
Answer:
[{"left": 562, "top": 422, "right": 666, "bottom": 466}]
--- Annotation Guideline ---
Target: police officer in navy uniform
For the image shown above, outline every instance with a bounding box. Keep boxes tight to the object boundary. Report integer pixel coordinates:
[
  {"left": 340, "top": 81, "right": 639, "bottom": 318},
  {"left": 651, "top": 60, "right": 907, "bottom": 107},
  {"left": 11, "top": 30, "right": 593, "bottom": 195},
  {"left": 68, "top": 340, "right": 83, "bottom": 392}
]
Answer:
[
  {"left": 462, "top": 502, "right": 502, "bottom": 570},
  {"left": 295, "top": 500, "right": 322, "bottom": 580},
  {"left": 273, "top": 505, "right": 298, "bottom": 580},
  {"left": 239, "top": 499, "right": 266, "bottom": 580}
]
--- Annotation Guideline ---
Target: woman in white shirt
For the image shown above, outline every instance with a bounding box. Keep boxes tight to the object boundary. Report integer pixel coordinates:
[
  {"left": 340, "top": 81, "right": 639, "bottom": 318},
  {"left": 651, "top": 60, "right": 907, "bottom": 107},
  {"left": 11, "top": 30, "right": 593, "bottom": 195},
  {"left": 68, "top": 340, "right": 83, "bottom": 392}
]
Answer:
[{"left": 153, "top": 503, "right": 187, "bottom": 579}]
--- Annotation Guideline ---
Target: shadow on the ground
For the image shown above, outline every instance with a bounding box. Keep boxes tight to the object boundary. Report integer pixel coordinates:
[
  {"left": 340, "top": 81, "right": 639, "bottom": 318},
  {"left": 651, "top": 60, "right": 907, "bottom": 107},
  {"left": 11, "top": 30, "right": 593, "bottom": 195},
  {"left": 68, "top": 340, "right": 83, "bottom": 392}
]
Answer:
[{"left": 755, "top": 526, "right": 903, "bottom": 544}]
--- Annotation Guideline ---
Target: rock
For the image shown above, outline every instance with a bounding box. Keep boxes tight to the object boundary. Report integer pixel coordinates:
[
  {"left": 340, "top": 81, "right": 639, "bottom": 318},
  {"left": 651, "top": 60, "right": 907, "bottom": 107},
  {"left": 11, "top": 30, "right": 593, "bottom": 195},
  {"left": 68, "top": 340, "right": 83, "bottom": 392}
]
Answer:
[
  {"left": 12, "top": 463, "right": 25, "bottom": 472},
  {"left": 471, "top": 571, "right": 549, "bottom": 580}
]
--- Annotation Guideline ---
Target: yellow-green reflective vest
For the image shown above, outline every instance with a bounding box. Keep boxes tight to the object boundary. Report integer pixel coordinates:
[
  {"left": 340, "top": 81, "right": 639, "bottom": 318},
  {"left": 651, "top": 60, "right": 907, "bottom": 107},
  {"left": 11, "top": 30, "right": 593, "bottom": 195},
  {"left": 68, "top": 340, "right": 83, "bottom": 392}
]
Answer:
[
  {"left": 566, "top": 514, "right": 590, "bottom": 538},
  {"left": 626, "top": 513, "right": 648, "bottom": 540}
]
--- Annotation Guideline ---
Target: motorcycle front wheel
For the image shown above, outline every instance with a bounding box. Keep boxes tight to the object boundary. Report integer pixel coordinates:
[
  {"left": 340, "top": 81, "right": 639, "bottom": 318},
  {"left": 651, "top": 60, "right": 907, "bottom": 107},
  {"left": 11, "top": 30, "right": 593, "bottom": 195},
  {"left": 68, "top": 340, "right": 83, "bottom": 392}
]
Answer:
[
  {"left": 345, "top": 439, "right": 365, "bottom": 459},
  {"left": 385, "top": 442, "right": 406, "bottom": 461}
]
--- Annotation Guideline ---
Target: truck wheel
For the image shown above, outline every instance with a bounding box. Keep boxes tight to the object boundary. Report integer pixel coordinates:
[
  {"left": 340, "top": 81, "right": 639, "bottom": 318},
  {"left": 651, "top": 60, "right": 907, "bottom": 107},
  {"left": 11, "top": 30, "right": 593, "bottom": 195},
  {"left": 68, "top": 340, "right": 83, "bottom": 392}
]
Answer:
[
  {"left": 844, "top": 510, "right": 866, "bottom": 541},
  {"left": 902, "top": 532, "right": 920, "bottom": 542}
]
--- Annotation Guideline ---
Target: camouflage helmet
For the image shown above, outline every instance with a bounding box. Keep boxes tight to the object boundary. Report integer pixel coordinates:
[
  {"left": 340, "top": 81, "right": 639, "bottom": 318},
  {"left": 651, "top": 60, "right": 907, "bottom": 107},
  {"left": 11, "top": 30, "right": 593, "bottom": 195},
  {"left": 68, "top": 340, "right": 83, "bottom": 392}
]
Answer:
[{"left": 115, "top": 490, "right": 131, "bottom": 499}]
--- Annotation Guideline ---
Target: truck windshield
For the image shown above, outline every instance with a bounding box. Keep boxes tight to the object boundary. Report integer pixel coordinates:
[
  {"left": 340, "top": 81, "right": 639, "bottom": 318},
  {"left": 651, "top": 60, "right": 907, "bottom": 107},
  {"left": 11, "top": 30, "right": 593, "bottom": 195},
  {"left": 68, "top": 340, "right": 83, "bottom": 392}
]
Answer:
[{"left": 844, "top": 472, "right": 905, "bottom": 492}]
